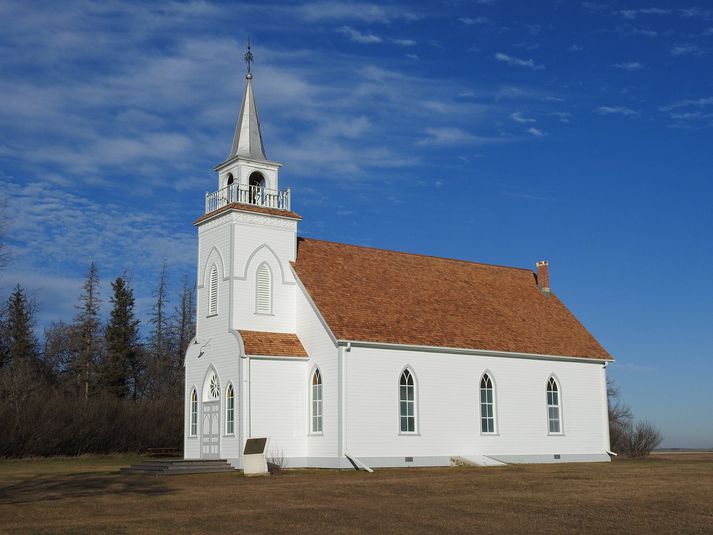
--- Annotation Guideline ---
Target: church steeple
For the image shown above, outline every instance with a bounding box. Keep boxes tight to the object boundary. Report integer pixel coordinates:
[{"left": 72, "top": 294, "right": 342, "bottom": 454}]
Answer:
[
  {"left": 227, "top": 42, "right": 266, "bottom": 161},
  {"left": 210, "top": 42, "right": 286, "bottom": 212}
]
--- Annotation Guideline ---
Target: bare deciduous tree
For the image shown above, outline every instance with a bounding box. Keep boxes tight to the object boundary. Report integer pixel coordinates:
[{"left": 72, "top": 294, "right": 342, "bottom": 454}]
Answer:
[{"left": 624, "top": 420, "right": 664, "bottom": 459}]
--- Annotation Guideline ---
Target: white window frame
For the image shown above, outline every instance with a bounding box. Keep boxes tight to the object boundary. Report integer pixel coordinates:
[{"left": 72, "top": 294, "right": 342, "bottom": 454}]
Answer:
[
  {"left": 310, "top": 368, "right": 323, "bottom": 435},
  {"left": 208, "top": 264, "right": 218, "bottom": 317},
  {"left": 546, "top": 376, "right": 563, "bottom": 435},
  {"left": 479, "top": 372, "right": 497, "bottom": 435},
  {"left": 189, "top": 388, "right": 198, "bottom": 437},
  {"left": 225, "top": 383, "right": 235, "bottom": 436},
  {"left": 255, "top": 262, "right": 273, "bottom": 315},
  {"left": 398, "top": 367, "right": 417, "bottom": 435}
]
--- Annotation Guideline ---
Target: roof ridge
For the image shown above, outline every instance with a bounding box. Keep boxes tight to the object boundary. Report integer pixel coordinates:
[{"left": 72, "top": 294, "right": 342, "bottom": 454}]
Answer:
[{"left": 297, "top": 236, "right": 534, "bottom": 273}]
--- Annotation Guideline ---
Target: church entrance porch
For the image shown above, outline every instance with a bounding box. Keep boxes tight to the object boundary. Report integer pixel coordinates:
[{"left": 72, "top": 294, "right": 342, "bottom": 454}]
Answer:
[{"left": 201, "top": 401, "right": 220, "bottom": 459}]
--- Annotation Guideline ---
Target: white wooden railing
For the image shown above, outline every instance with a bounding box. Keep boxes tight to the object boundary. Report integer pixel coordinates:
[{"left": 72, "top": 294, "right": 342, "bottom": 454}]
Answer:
[{"left": 205, "top": 184, "right": 291, "bottom": 214}]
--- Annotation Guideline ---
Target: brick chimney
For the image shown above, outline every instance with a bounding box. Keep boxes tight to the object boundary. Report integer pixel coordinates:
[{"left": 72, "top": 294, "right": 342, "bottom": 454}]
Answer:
[{"left": 536, "top": 260, "right": 550, "bottom": 296}]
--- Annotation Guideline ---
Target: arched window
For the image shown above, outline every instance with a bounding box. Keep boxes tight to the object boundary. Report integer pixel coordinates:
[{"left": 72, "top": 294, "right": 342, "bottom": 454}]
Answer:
[
  {"left": 399, "top": 368, "right": 416, "bottom": 433},
  {"left": 311, "top": 369, "right": 323, "bottom": 433},
  {"left": 547, "top": 377, "right": 562, "bottom": 434},
  {"left": 190, "top": 388, "right": 198, "bottom": 437},
  {"left": 480, "top": 373, "right": 496, "bottom": 434},
  {"left": 208, "top": 264, "right": 218, "bottom": 316},
  {"left": 249, "top": 171, "right": 265, "bottom": 204},
  {"left": 255, "top": 262, "right": 272, "bottom": 314},
  {"left": 226, "top": 383, "right": 235, "bottom": 435},
  {"left": 226, "top": 173, "right": 235, "bottom": 203}
]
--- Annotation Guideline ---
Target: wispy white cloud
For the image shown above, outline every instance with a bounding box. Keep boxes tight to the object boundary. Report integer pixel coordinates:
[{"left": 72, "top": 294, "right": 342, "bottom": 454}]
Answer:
[
  {"left": 510, "top": 111, "right": 536, "bottom": 123},
  {"left": 295, "top": 2, "right": 420, "bottom": 23},
  {"left": 660, "top": 96, "right": 713, "bottom": 111},
  {"left": 494, "top": 52, "right": 544, "bottom": 70},
  {"left": 670, "top": 44, "right": 706, "bottom": 56},
  {"left": 527, "top": 127, "right": 546, "bottom": 137},
  {"left": 618, "top": 8, "right": 671, "bottom": 19},
  {"left": 551, "top": 111, "right": 572, "bottom": 123},
  {"left": 416, "top": 127, "right": 502, "bottom": 146},
  {"left": 392, "top": 38, "right": 417, "bottom": 46},
  {"left": 595, "top": 106, "right": 638, "bottom": 116},
  {"left": 460, "top": 16, "right": 489, "bottom": 25},
  {"left": 613, "top": 61, "right": 644, "bottom": 71},
  {"left": 568, "top": 44, "right": 583, "bottom": 52},
  {"left": 617, "top": 26, "right": 658, "bottom": 37},
  {"left": 338, "top": 25, "right": 382, "bottom": 43}
]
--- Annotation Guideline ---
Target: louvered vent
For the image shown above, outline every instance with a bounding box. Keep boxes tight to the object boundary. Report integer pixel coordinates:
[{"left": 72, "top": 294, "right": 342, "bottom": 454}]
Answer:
[
  {"left": 256, "top": 263, "right": 272, "bottom": 314},
  {"left": 208, "top": 265, "right": 218, "bottom": 316}
]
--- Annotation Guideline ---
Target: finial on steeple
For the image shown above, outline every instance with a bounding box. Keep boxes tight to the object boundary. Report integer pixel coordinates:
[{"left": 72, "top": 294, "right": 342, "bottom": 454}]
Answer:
[{"left": 244, "top": 38, "right": 254, "bottom": 79}]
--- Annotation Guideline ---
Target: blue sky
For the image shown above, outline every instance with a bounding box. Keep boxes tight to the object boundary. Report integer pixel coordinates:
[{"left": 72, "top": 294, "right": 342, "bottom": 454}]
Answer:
[{"left": 1, "top": 0, "right": 712, "bottom": 448}]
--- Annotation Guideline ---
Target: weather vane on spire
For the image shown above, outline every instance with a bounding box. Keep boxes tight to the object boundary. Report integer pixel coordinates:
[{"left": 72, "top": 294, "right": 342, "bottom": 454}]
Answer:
[{"left": 244, "top": 38, "right": 254, "bottom": 78}]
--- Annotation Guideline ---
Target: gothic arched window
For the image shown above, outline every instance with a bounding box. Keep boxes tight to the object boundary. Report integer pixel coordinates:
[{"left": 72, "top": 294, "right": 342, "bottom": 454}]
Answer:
[
  {"left": 399, "top": 368, "right": 416, "bottom": 433},
  {"left": 547, "top": 377, "right": 562, "bottom": 434},
  {"left": 190, "top": 388, "right": 198, "bottom": 437},
  {"left": 311, "top": 368, "right": 323, "bottom": 433},
  {"left": 226, "top": 383, "right": 235, "bottom": 435},
  {"left": 480, "top": 373, "right": 496, "bottom": 434}
]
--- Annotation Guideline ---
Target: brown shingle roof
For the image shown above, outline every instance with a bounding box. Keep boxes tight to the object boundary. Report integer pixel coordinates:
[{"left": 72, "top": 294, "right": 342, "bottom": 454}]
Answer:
[
  {"left": 291, "top": 238, "right": 611, "bottom": 360},
  {"left": 194, "top": 203, "right": 302, "bottom": 225},
  {"left": 239, "top": 330, "right": 309, "bottom": 358}
]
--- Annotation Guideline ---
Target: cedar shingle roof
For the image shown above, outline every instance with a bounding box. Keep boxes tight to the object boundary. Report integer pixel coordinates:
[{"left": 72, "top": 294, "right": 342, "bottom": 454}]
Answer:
[
  {"left": 239, "top": 330, "right": 308, "bottom": 358},
  {"left": 292, "top": 238, "right": 611, "bottom": 360}
]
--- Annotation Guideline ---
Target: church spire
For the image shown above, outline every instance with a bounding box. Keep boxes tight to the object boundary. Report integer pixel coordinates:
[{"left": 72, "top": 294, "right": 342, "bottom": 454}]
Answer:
[{"left": 228, "top": 41, "right": 267, "bottom": 161}]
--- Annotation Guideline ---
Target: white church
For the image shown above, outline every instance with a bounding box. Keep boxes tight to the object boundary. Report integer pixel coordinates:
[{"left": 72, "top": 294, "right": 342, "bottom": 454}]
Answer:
[{"left": 183, "top": 55, "right": 613, "bottom": 469}]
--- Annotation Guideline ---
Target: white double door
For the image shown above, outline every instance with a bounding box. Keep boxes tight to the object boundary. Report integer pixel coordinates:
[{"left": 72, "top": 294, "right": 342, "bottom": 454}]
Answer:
[{"left": 201, "top": 401, "right": 220, "bottom": 459}]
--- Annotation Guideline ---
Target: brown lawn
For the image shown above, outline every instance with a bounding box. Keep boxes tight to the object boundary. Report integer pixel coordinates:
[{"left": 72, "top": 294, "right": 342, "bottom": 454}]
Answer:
[{"left": 1, "top": 454, "right": 712, "bottom": 534}]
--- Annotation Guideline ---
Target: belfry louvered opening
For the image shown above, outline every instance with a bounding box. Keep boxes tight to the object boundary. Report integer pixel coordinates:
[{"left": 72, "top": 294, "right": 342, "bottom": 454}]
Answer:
[
  {"left": 255, "top": 262, "right": 273, "bottom": 314},
  {"left": 208, "top": 264, "right": 218, "bottom": 316}
]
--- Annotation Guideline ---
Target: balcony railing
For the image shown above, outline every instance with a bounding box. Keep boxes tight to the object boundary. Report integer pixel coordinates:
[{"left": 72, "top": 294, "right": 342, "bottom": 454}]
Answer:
[{"left": 205, "top": 184, "right": 291, "bottom": 214}]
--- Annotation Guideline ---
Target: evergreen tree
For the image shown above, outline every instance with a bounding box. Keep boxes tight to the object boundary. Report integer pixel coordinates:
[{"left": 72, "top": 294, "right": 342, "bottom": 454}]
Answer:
[
  {"left": 2, "top": 285, "right": 39, "bottom": 368},
  {"left": 0, "top": 285, "right": 42, "bottom": 406},
  {"left": 70, "top": 262, "right": 102, "bottom": 399},
  {"left": 146, "top": 262, "right": 172, "bottom": 397},
  {"left": 101, "top": 276, "right": 141, "bottom": 399}
]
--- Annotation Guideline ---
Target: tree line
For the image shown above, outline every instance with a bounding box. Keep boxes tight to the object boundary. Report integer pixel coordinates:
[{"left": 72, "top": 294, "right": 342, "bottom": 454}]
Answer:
[{"left": 0, "top": 262, "right": 194, "bottom": 457}]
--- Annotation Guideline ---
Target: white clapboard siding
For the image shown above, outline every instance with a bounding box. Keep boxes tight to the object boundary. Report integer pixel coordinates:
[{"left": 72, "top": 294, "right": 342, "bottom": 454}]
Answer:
[
  {"left": 208, "top": 265, "right": 218, "bottom": 316},
  {"left": 256, "top": 263, "right": 272, "bottom": 314}
]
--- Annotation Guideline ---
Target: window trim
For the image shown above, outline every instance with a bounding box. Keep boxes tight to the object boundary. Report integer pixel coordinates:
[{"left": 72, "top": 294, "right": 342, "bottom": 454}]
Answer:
[
  {"left": 398, "top": 366, "right": 418, "bottom": 435},
  {"left": 309, "top": 367, "right": 323, "bottom": 435},
  {"left": 254, "top": 262, "right": 273, "bottom": 315},
  {"left": 208, "top": 264, "right": 218, "bottom": 317},
  {"left": 546, "top": 375, "right": 564, "bottom": 435},
  {"left": 479, "top": 371, "right": 498, "bottom": 436},
  {"left": 189, "top": 387, "right": 198, "bottom": 437},
  {"left": 225, "top": 382, "right": 235, "bottom": 437}
]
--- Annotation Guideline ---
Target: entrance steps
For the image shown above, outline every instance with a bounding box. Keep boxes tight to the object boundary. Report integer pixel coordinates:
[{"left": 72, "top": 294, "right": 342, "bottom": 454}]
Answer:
[{"left": 120, "top": 459, "right": 236, "bottom": 475}]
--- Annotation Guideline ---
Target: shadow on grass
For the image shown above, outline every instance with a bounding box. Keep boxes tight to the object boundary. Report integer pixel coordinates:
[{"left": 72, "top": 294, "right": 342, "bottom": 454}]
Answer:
[{"left": 0, "top": 471, "right": 172, "bottom": 505}]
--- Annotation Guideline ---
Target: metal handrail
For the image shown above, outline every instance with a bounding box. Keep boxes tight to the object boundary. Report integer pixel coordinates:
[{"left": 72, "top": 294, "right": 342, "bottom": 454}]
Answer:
[{"left": 205, "top": 183, "right": 291, "bottom": 214}]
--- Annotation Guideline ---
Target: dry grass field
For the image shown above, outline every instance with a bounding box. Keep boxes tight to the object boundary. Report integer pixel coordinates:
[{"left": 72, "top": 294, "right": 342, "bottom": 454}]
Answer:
[{"left": 1, "top": 454, "right": 712, "bottom": 534}]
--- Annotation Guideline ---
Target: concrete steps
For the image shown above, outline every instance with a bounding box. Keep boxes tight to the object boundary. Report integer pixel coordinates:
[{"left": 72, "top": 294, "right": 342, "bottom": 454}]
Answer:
[{"left": 120, "top": 459, "right": 237, "bottom": 475}]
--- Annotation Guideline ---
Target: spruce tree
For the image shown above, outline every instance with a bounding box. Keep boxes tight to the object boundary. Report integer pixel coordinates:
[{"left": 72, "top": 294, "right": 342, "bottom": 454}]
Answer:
[
  {"left": 146, "top": 262, "right": 171, "bottom": 397},
  {"left": 3, "top": 285, "right": 39, "bottom": 368},
  {"left": 71, "top": 262, "right": 102, "bottom": 399},
  {"left": 102, "top": 276, "right": 141, "bottom": 399}
]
